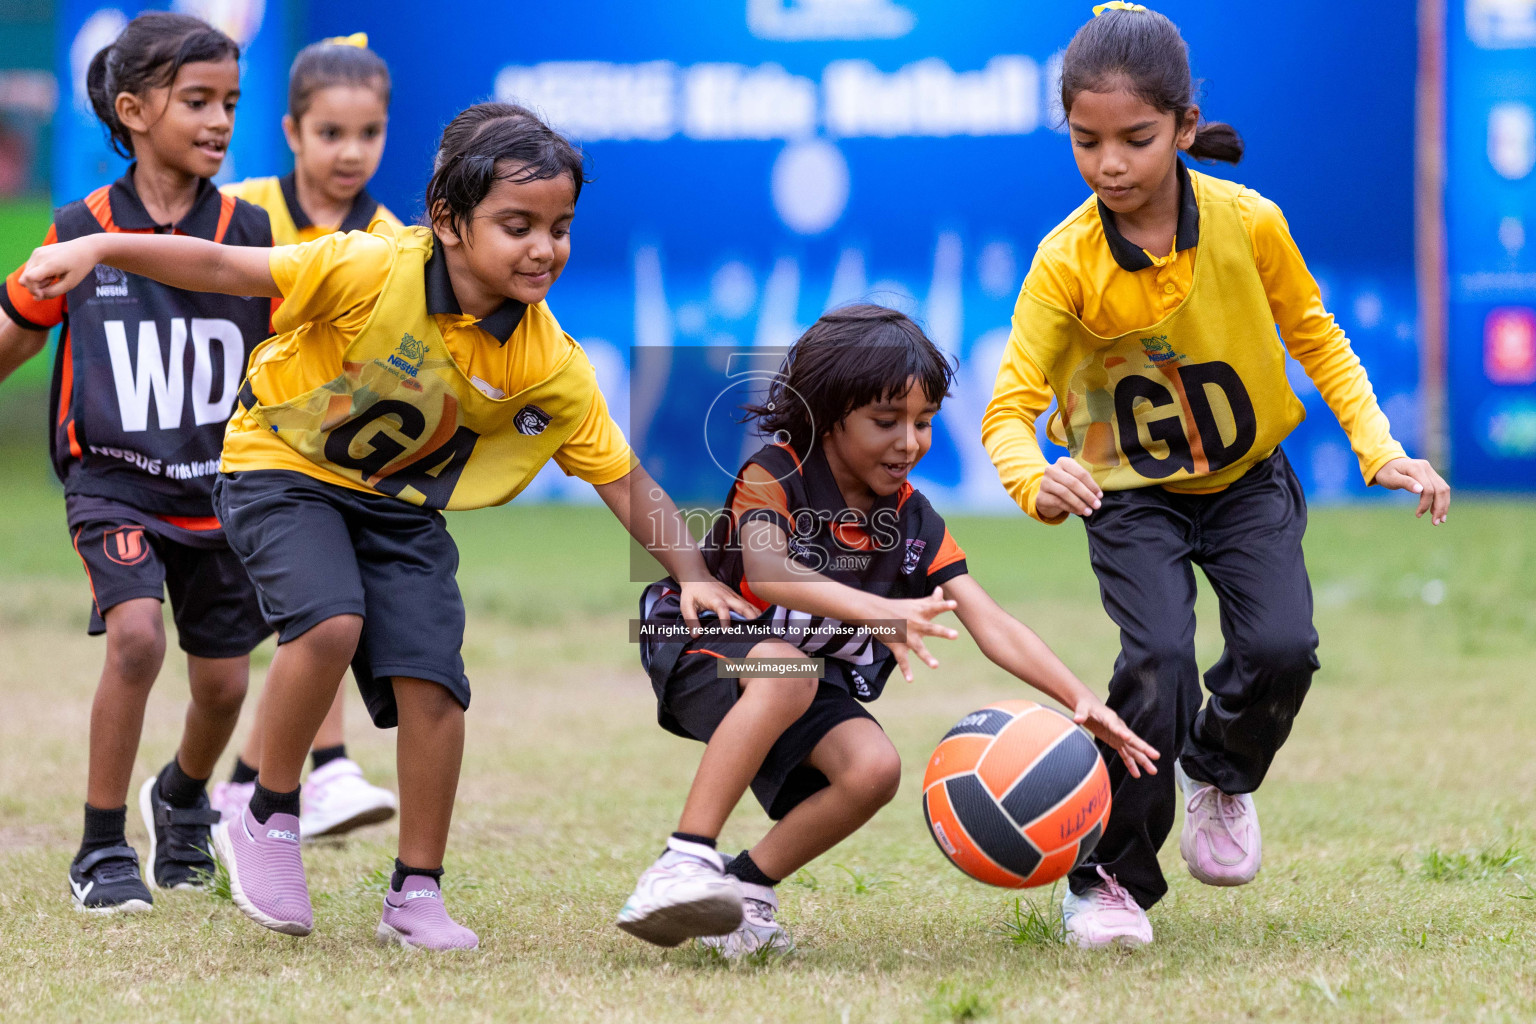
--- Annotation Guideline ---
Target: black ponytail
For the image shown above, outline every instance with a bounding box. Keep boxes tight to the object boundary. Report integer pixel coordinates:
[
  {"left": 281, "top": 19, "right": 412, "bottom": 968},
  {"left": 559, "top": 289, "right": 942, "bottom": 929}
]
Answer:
[
  {"left": 84, "top": 11, "right": 239, "bottom": 158},
  {"left": 1060, "top": 7, "right": 1244, "bottom": 165},
  {"left": 425, "top": 102, "right": 589, "bottom": 240}
]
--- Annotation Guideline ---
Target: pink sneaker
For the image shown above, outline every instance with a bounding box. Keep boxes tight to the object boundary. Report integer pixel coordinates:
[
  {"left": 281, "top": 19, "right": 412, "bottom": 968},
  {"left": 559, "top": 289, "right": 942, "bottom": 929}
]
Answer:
[
  {"left": 211, "top": 807, "right": 313, "bottom": 936},
  {"left": 210, "top": 781, "right": 255, "bottom": 823},
  {"left": 1061, "top": 867, "right": 1153, "bottom": 949},
  {"left": 1176, "top": 760, "right": 1262, "bottom": 886},
  {"left": 376, "top": 875, "right": 479, "bottom": 951}
]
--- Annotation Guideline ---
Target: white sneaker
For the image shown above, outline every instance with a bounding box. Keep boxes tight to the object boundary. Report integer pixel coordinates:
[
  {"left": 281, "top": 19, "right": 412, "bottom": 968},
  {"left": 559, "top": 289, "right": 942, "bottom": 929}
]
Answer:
[
  {"left": 700, "top": 881, "right": 794, "bottom": 958},
  {"left": 299, "top": 758, "right": 397, "bottom": 839},
  {"left": 616, "top": 838, "right": 743, "bottom": 947},
  {"left": 1176, "top": 760, "right": 1262, "bottom": 886},
  {"left": 1061, "top": 866, "right": 1153, "bottom": 949},
  {"left": 210, "top": 780, "right": 255, "bottom": 823}
]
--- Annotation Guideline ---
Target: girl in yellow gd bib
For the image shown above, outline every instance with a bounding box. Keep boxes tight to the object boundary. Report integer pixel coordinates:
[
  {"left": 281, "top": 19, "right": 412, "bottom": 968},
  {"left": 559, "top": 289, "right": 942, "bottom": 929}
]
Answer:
[
  {"left": 981, "top": 4, "right": 1450, "bottom": 949},
  {"left": 19, "top": 102, "right": 756, "bottom": 950}
]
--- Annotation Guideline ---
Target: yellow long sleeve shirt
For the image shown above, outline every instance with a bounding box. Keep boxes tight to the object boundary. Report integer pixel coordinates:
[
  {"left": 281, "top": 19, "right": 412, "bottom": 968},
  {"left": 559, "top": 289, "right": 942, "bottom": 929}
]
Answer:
[{"left": 982, "top": 165, "right": 1405, "bottom": 523}]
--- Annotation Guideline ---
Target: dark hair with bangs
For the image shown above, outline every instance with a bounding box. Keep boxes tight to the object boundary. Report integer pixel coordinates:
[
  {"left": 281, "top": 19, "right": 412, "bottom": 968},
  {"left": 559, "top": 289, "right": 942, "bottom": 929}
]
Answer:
[
  {"left": 288, "top": 38, "right": 391, "bottom": 122},
  {"left": 1061, "top": 7, "right": 1243, "bottom": 163},
  {"left": 425, "top": 102, "right": 590, "bottom": 239},
  {"left": 85, "top": 11, "right": 240, "bottom": 158},
  {"left": 745, "top": 305, "right": 956, "bottom": 455}
]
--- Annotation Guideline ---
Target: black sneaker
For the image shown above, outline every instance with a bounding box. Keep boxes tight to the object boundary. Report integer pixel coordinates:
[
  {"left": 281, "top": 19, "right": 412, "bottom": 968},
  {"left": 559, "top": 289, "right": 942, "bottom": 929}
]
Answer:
[
  {"left": 138, "top": 772, "right": 220, "bottom": 890},
  {"left": 69, "top": 845, "right": 153, "bottom": 913}
]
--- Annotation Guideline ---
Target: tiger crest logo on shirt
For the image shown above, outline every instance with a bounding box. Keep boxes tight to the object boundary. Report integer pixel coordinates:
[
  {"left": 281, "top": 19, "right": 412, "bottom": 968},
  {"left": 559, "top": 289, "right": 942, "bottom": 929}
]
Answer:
[
  {"left": 514, "top": 404, "right": 552, "bottom": 436},
  {"left": 902, "top": 538, "right": 926, "bottom": 575}
]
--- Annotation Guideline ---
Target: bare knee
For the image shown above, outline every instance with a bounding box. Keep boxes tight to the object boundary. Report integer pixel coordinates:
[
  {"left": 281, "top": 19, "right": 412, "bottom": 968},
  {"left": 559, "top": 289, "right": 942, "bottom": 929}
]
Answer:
[
  {"left": 739, "top": 641, "right": 818, "bottom": 718},
  {"left": 103, "top": 601, "right": 166, "bottom": 686},
  {"left": 289, "top": 614, "right": 363, "bottom": 665},
  {"left": 840, "top": 742, "right": 902, "bottom": 811},
  {"left": 187, "top": 656, "right": 249, "bottom": 717}
]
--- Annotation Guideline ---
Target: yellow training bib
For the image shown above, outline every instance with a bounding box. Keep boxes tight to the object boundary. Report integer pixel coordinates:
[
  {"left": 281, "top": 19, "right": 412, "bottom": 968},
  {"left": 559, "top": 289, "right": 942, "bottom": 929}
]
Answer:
[
  {"left": 1018, "top": 172, "right": 1305, "bottom": 492},
  {"left": 239, "top": 225, "right": 596, "bottom": 510}
]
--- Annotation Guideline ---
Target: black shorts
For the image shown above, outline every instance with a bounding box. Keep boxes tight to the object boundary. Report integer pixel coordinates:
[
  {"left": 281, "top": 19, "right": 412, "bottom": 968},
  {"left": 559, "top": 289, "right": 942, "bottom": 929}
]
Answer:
[
  {"left": 649, "top": 636, "right": 877, "bottom": 820},
  {"left": 213, "top": 470, "right": 468, "bottom": 729},
  {"left": 71, "top": 519, "right": 270, "bottom": 659}
]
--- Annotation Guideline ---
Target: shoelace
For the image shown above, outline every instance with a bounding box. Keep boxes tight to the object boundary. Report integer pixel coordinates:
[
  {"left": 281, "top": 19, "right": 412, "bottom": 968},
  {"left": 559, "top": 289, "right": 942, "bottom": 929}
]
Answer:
[
  {"left": 1092, "top": 866, "right": 1140, "bottom": 913},
  {"left": 1187, "top": 784, "right": 1247, "bottom": 843}
]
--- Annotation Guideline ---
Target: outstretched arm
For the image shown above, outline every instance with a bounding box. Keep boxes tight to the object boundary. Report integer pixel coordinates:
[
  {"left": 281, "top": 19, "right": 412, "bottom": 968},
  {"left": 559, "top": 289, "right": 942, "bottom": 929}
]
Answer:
[
  {"left": 593, "top": 464, "right": 760, "bottom": 629},
  {"left": 17, "top": 233, "right": 279, "bottom": 302},
  {"left": 944, "top": 572, "right": 1158, "bottom": 777},
  {"left": 740, "top": 519, "right": 958, "bottom": 682}
]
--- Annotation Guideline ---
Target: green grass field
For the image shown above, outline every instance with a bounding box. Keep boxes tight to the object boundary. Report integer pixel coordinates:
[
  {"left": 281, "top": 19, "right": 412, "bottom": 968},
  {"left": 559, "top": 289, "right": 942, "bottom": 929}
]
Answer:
[{"left": 0, "top": 385, "right": 1533, "bottom": 1022}]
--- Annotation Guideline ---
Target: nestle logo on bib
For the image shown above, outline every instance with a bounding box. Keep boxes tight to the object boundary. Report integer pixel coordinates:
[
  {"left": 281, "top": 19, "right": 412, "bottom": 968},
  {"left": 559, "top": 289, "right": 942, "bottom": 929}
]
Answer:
[
  {"left": 514, "top": 404, "right": 551, "bottom": 435},
  {"left": 94, "top": 264, "right": 128, "bottom": 298},
  {"left": 385, "top": 332, "right": 427, "bottom": 378}
]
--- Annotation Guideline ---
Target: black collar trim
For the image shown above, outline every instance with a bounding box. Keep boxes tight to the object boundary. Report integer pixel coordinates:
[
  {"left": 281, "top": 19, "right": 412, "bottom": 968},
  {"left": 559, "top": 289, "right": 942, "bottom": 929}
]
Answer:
[
  {"left": 423, "top": 236, "right": 526, "bottom": 344},
  {"left": 109, "top": 165, "right": 223, "bottom": 237},
  {"left": 1097, "top": 160, "right": 1201, "bottom": 272},
  {"left": 278, "top": 172, "right": 381, "bottom": 235}
]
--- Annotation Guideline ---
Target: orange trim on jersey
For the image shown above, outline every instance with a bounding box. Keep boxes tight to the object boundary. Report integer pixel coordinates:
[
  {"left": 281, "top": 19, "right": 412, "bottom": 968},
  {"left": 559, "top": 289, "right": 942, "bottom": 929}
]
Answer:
[
  {"left": 3, "top": 223, "right": 63, "bottom": 329},
  {"left": 157, "top": 514, "right": 222, "bottom": 531},
  {"left": 56, "top": 333, "right": 73, "bottom": 426},
  {"left": 731, "top": 462, "right": 792, "bottom": 524},
  {"left": 896, "top": 481, "right": 914, "bottom": 511},
  {"left": 213, "top": 194, "right": 236, "bottom": 244},
  {"left": 67, "top": 419, "right": 81, "bottom": 459},
  {"left": 928, "top": 528, "right": 967, "bottom": 575},
  {"left": 684, "top": 648, "right": 728, "bottom": 659},
  {"left": 738, "top": 578, "right": 771, "bottom": 612},
  {"left": 832, "top": 520, "right": 872, "bottom": 551}
]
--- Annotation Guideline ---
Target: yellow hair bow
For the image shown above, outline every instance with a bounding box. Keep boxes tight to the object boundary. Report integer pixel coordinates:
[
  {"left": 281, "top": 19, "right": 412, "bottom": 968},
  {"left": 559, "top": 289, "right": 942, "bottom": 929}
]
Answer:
[
  {"left": 1093, "top": 2, "right": 1148, "bottom": 13},
  {"left": 321, "top": 32, "right": 369, "bottom": 48}
]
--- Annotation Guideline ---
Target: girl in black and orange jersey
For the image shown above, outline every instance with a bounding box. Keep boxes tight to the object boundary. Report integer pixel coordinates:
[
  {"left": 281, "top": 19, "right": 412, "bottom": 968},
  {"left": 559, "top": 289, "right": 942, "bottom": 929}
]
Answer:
[
  {"left": 211, "top": 34, "right": 403, "bottom": 840},
  {"left": 17, "top": 103, "right": 754, "bottom": 951},
  {"left": 616, "top": 306, "right": 1157, "bottom": 956},
  {"left": 0, "top": 13, "right": 272, "bottom": 914},
  {"left": 981, "top": 3, "right": 1450, "bottom": 949}
]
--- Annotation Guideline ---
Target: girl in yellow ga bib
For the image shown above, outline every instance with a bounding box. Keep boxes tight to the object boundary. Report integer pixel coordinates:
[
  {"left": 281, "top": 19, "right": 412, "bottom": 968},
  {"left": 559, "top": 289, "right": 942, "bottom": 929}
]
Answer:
[
  {"left": 213, "top": 34, "right": 402, "bottom": 839},
  {"left": 19, "top": 102, "right": 757, "bottom": 950},
  {"left": 980, "top": 6, "right": 1450, "bottom": 948}
]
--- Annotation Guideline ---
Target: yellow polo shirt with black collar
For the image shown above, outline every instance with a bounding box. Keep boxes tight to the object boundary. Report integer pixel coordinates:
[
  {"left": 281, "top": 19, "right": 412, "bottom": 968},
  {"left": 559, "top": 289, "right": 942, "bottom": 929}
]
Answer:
[
  {"left": 221, "top": 173, "right": 403, "bottom": 245},
  {"left": 982, "top": 161, "right": 1406, "bottom": 523},
  {"left": 220, "top": 226, "right": 635, "bottom": 495}
]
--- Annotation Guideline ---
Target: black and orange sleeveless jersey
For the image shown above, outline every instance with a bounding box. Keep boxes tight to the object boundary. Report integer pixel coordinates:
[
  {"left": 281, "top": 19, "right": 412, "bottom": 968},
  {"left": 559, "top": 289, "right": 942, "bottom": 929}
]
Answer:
[
  {"left": 1, "top": 168, "right": 273, "bottom": 518},
  {"left": 644, "top": 441, "right": 968, "bottom": 702}
]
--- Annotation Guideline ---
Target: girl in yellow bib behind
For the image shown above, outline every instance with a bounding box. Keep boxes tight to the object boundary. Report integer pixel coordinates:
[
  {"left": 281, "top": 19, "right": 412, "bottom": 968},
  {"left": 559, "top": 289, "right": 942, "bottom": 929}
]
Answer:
[
  {"left": 18, "top": 102, "right": 756, "bottom": 950},
  {"left": 212, "top": 34, "right": 402, "bottom": 842},
  {"left": 981, "top": 4, "right": 1450, "bottom": 949}
]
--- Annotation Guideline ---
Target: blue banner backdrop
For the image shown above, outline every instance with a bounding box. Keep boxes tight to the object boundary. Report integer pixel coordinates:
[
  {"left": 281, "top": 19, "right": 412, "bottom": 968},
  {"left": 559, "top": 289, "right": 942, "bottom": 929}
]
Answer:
[
  {"left": 1446, "top": 0, "right": 1536, "bottom": 489},
  {"left": 55, "top": 0, "right": 1422, "bottom": 506}
]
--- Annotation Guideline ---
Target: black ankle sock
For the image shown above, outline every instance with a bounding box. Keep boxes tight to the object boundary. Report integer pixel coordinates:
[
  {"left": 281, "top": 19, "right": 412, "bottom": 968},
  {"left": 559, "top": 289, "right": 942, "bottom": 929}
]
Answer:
[
  {"left": 78, "top": 803, "right": 127, "bottom": 859},
  {"left": 157, "top": 757, "right": 208, "bottom": 809},
  {"left": 249, "top": 782, "right": 300, "bottom": 824},
  {"left": 311, "top": 744, "right": 347, "bottom": 771},
  {"left": 230, "top": 757, "right": 259, "bottom": 785},
  {"left": 391, "top": 858, "right": 445, "bottom": 892},
  {"left": 670, "top": 831, "right": 716, "bottom": 849},
  {"left": 725, "top": 850, "right": 780, "bottom": 888}
]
